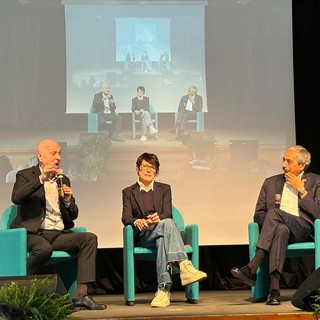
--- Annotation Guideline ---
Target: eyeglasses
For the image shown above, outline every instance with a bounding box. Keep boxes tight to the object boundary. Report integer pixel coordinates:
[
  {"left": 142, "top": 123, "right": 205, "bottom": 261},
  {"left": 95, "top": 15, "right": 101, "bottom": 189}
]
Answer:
[{"left": 140, "top": 164, "right": 156, "bottom": 172}]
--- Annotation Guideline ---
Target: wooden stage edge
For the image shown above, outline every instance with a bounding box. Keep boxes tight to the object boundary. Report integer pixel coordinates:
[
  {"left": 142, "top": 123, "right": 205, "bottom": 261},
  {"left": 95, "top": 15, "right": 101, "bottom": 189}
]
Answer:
[
  {"left": 77, "top": 314, "right": 317, "bottom": 320},
  {"left": 72, "top": 290, "right": 318, "bottom": 320}
]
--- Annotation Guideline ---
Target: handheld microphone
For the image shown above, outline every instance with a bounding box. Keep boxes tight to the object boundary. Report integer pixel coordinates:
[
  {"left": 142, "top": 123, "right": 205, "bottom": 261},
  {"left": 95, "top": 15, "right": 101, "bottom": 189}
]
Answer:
[
  {"left": 275, "top": 194, "right": 281, "bottom": 208},
  {"left": 57, "top": 169, "right": 64, "bottom": 198}
]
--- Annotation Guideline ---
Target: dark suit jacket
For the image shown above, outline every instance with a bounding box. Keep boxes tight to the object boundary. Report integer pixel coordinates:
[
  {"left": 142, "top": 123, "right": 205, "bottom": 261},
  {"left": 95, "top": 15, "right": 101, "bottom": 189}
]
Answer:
[
  {"left": 122, "top": 181, "right": 172, "bottom": 242},
  {"left": 10, "top": 165, "right": 78, "bottom": 233},
  {"left": 178, "top": 94, "right": 203, "bottom": 114},
  {"left": 254, "top": 171, "right": 320, "bottom": 227},
  {"left": 92, "top": 91, "right": 117, "bottom": 115},
  {"left": 131, "top": 96, "right": 150, "bottom": 113}
]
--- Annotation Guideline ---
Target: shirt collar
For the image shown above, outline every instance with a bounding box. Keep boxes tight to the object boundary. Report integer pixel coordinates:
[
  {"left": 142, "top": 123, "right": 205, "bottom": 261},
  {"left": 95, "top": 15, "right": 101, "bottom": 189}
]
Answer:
[{"left": 137, "top": 178, "right": 154, "bottom": 192}]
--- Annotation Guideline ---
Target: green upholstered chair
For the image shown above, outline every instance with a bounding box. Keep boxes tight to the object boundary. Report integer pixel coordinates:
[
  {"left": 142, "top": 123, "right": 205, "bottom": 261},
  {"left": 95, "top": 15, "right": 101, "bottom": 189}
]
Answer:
[
  {"left": 123, "top": 206, "right": 200, "bottom": 306},
  {"left": 0, "top": 204, "right": 86, "bottom": 298},
  {"left": 131, "top": 105, "right": 158, "bottom": 139},
  {"left": 248, "top": 219, "right": 320, "bottom": 301}
]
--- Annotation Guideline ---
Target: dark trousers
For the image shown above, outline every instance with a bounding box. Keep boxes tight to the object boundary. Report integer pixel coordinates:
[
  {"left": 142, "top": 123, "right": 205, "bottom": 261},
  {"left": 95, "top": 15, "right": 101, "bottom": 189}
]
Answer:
[
  {"left": 175, "top": 109, "right": 196, "bottom": 137},
  {"left": 98, "top": 113, "right": 122, "bottom": 137},
  {"left": 27, "top": 230, "right": 97, "bottom": 284},
  {"left": 256, "top": 209, "right": 313, "bottom": 274}
]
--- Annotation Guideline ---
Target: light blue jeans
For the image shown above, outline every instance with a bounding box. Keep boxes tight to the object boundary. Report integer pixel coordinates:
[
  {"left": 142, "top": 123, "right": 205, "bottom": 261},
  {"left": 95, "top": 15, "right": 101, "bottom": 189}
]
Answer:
[
  {"left": 137, "top": 110, "right": 152, "bottom": 135},
  {"left": 138, "top": 218, "right": 188, "bottom": 290}
]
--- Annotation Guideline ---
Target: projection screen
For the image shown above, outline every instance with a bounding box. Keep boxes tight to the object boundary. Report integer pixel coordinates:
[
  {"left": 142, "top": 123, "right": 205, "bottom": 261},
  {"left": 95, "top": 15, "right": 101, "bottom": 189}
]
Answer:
[{"left": 0, "top": 0, "right": 295, "bottom": 248}]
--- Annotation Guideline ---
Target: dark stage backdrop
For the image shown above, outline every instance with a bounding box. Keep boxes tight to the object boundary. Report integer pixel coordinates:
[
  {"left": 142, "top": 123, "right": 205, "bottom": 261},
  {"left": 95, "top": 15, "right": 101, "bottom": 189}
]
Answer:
[{"left": 0, "top": 0, "right": 296, "bottom": 249}]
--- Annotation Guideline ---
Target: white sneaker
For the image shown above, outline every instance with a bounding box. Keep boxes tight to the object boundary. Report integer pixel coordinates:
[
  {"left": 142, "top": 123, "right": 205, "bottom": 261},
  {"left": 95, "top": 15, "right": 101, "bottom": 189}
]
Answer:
[
  {"left": 180, "top": 260, "right": 207, "bottom": 286},
  {"left": 140, "top": 135, "right": 147, "bottom": 142},
  {"left": 151, "top": 289, "right": 170, "bottom": 307},
  {"left": 149, "top": 126, "right": 158, "bottom": 135}
]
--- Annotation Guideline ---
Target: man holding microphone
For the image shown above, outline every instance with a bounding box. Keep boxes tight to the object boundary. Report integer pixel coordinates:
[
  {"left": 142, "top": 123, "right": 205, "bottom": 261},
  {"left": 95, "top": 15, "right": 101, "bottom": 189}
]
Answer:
[{"left": 10, "top": 139, "right": 106, "bottom": 310}]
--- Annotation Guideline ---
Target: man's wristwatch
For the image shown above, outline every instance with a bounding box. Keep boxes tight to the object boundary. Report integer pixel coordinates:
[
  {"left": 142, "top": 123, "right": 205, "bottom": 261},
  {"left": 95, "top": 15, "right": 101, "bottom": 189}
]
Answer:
[{"left": 299, "top": 187, "right": 307, "bottom": 195}]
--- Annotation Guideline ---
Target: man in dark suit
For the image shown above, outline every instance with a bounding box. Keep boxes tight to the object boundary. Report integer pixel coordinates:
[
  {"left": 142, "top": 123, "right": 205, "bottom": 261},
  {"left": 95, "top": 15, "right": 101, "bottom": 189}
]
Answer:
[
  {"left": 10, "top": 139, "right": 106, "bottom": 310},
  {"left": 170, "top": 84, "right": 203, "bottom": 140},
  {"left": 231, "top": 145, "right": 320, "bottom": 305},
  {"left": 122, "top": 152, "right": 207, "bottom": 308},
  {"left": 92, "top": 83, "right": 124, "bottom": 141}
]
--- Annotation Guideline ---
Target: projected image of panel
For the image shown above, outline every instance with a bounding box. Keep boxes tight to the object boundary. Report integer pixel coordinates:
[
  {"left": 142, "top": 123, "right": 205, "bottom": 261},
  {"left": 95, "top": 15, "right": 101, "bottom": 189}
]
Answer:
[{"left": 64, "top": 3, "right": 207, "bottom": 113}]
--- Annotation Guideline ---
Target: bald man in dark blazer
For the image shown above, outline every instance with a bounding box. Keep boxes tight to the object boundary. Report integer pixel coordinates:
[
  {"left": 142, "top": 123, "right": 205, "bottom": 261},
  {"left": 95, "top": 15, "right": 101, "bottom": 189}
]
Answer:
[{"left": 10, "top": 139, "right": 106, "bottom": 310}]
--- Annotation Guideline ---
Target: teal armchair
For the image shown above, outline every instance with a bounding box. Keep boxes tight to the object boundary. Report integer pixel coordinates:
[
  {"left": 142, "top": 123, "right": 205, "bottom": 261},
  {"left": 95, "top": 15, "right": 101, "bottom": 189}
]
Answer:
[
  {"left": 248, "top": 220, "right": 320, "bottom": 301},
  {"left": 123, "top": 206, "right": 199, "bottom": 305},
  {"left": 0, "top": 205, "right": 86, "bottom": 299}
]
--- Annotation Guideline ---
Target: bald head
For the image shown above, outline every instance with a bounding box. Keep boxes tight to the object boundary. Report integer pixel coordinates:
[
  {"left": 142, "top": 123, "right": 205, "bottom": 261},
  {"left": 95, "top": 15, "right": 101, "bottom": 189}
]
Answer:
[{"left": 37, "top": 140, "right": 61, "bottom": 172}]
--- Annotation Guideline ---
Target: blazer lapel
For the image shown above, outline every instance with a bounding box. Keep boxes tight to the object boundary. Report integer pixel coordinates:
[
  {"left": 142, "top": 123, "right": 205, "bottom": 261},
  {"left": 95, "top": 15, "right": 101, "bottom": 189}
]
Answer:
[
  {"left": 132, "top": 183, "right": 144, "bottom": 214},
  {"left": 276, "top": 174, "right": 286, "bottom": 194},
  {"left": 32, "top": 165, "right": 46, "bottom": 207},
  {"left": 153, "top": 182, "right": 162, "bottom": 213}
]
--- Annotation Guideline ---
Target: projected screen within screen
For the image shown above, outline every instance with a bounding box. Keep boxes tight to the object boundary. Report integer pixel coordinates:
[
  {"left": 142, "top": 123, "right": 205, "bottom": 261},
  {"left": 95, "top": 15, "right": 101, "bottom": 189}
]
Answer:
[
  {"left": 0, "top": 0, "right": 295, "bottom": 248},
  {"left": 64, "top": 3, "right": 207, "bottom": 113}
]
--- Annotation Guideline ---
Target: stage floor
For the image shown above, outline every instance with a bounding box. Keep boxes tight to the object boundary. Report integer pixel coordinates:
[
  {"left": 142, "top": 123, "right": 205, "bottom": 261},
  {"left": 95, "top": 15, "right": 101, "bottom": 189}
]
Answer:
[{"left": 72, "top": 289, "right": 314, "bottom": 320}]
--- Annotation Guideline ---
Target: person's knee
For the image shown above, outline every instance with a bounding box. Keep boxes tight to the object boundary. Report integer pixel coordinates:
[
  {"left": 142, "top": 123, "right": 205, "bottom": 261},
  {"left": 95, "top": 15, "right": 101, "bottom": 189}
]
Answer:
[
  {"left": 83, "top": 232, "right": 98, "bottom": 247},
  {"left": 30, "top": 241, "right": 52, "bottom": 260},
  {"left": 275, "top": 223, "right": 290, "bottom": 237}
]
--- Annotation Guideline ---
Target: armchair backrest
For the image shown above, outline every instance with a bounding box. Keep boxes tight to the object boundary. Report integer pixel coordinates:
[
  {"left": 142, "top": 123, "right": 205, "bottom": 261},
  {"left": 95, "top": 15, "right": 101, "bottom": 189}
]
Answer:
[
  {"left": 1, "top": 205, "right": 18, "bottom": 230},
  {"left": 172, "top": 206, "right": 185, "bottom": 232},
  {"left": 149, "top": 104, "right": 156, "bottom": 114}
]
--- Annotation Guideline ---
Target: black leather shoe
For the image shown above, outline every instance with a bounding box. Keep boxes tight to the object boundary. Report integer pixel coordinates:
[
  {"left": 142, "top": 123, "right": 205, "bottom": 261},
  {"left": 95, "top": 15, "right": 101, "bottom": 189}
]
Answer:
[
  {"left": 231, "top": 266, "right": 256, "bottom": 286},
  {"left": 72, "top": 295, "right": 107, "bottom": 310},
  {"left": 266, "top": 289, "right": 280, "bottom": 305}
]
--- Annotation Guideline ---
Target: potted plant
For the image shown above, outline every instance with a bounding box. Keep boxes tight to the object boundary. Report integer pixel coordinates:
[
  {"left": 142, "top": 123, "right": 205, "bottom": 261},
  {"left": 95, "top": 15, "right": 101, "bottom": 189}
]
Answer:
[{"left": 0, "top": 278, "right": 74, "bottom": 320}]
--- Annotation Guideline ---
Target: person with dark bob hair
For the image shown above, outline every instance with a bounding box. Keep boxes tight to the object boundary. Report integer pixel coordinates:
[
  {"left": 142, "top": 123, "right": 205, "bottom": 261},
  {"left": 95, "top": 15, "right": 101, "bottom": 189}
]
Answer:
[{"left": 122, "top": 152, "right": 207, "bottom": 308}]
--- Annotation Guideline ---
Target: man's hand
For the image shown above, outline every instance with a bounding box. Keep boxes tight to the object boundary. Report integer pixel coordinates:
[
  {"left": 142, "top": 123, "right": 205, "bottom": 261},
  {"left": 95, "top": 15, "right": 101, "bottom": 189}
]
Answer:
[
  {"left": 61, "top": 184, "right": 72, "bottom": 203},
  {"left": 285, "top": 172, "right": 306, "bottom": 192},
  {"left": 40, "top": 163, "right": 59, "bottom": 181}
]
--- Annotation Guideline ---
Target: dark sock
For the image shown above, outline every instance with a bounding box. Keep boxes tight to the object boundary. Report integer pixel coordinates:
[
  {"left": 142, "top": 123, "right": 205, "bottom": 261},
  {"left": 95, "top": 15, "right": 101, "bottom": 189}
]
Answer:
[
  {"left": 247, "top": 248, "right": 266, "bottom": 274},
  {"left": 269, "top": 271, "right": 281, "bottom": 291},
  {"left": 74, "top": 284, "right": 88, "bottom": 299}
]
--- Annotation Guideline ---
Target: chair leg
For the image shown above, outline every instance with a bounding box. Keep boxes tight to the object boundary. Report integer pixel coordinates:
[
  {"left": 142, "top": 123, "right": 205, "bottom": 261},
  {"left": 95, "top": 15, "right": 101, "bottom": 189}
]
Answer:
[
  {"left": 186, "top": 282, "right": 199, "bottom": 303},
  {"left": 124, "top": 251, "right": 135, "bottom": 305},
  {"left": 251, "top": 258, "right": 269, "bottom": 302}
]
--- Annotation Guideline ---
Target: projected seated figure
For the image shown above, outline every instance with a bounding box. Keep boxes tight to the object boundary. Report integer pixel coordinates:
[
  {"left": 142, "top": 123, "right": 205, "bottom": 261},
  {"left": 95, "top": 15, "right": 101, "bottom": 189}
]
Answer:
[
  {"left": 132, "top": 86, "right": 158, "bottom": 142},
  {"left": 159, "top": 51, "right": 170, "bottom": 71},
  {"left": 121, "top": 152, "right": 207, "bottom": 307},
  {"left": 231, "top": 145, "right": 320, "bottom": 306},
  {"left": 92, "top": 83, "right": 124, "bottom": 141},
  {"left": 125, "top": 51, "right": 135, "bottom": 71},
  {"left": 170, "top": 85, "right": 203, "bottom": 141},
  {"left": 141, "top": 51, "right": 151, "bottom": 72}
]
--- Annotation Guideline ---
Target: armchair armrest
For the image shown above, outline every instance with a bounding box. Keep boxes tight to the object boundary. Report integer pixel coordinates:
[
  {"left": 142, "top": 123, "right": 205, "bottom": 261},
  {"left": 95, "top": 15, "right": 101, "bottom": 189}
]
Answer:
[
  {"left": 248, "top": 222, "right": 259, "bottom": 260},
  {"left": 185, "top": 224, "right": 199, "bottom": 268},
  {"left": 70, "top": 226, "right": 86, "bottom": 233},
  {"left": 0, "top": 228, "right": 27, "bottom": 276},
  {"left": 314, "top": 219, "right": 320, "bottom": 268}
]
